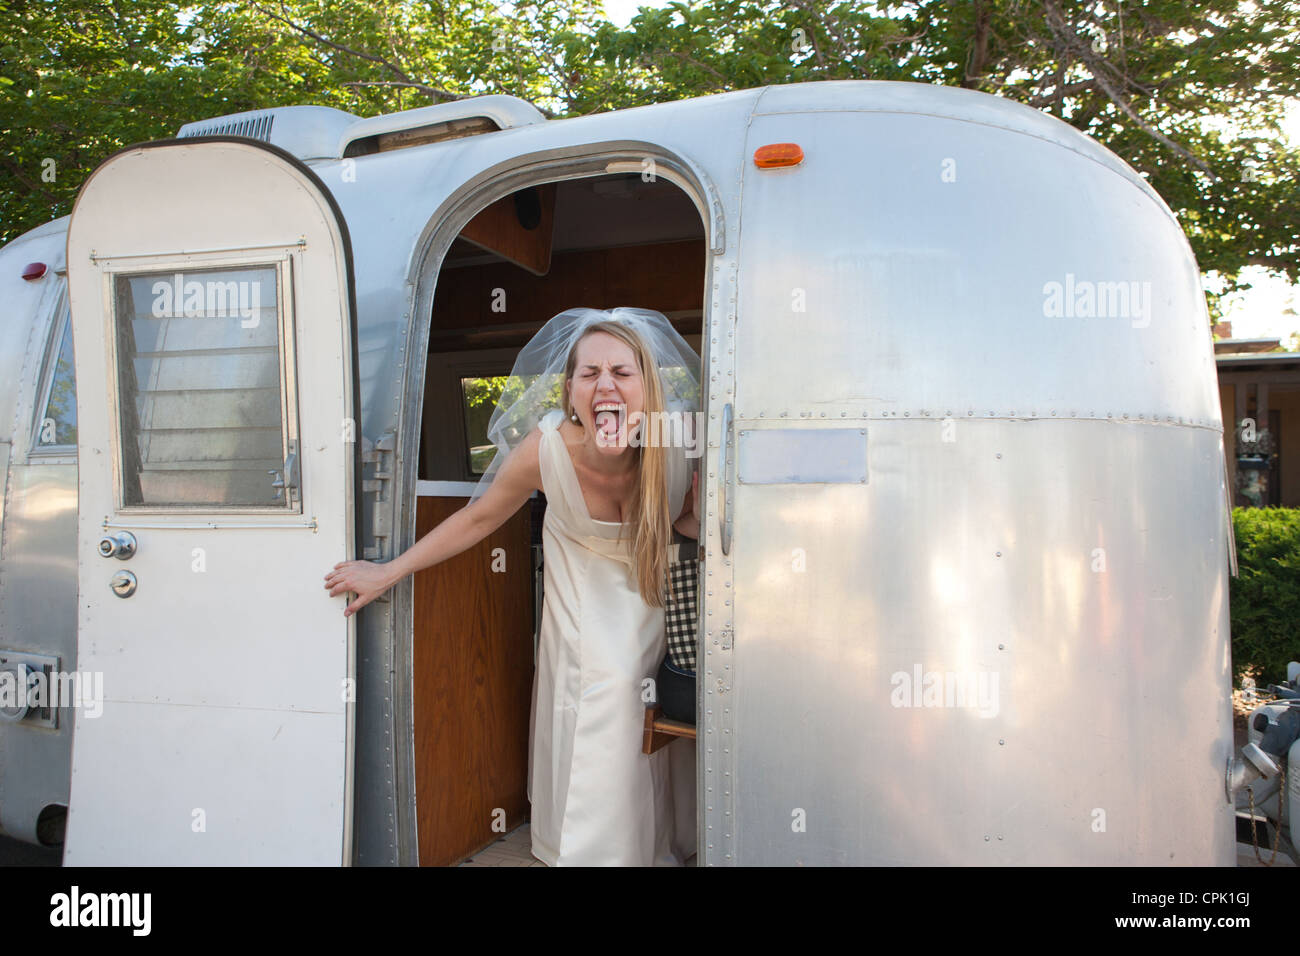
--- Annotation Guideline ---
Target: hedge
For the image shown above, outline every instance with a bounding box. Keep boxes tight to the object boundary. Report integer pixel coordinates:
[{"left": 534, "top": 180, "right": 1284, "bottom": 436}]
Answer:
[{"left": 1230, "top": 507, "right": 1300, "bottom": 685}]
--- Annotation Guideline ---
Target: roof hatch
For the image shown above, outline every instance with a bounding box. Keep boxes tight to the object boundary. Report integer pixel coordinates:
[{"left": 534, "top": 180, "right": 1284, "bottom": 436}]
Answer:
[
  {"left": 175, "top": 95, "right": 545, "bottom": 162},
  {"left": 339, "top": 95, "right": 546, "bottom": 157}
]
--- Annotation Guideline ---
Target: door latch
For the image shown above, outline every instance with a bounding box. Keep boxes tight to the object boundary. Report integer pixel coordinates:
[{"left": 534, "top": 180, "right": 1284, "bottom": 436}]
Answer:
[{"left": 268, "top": 441, "right": 301, "bottom": 505}]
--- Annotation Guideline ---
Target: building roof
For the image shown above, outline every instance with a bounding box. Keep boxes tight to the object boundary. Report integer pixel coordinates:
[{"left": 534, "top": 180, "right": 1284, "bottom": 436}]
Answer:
[
  {"left": 1216, "top": 351, "right": 1300, "bottom": 367},
  {"left": 1214, "top": 337, "right": 1282, "bottom": 354}
]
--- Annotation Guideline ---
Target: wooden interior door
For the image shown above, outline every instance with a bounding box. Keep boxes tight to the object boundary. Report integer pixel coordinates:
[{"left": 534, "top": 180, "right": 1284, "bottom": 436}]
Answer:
[{"left": 413, "top": 496, "right": 535, "bottom": 865}]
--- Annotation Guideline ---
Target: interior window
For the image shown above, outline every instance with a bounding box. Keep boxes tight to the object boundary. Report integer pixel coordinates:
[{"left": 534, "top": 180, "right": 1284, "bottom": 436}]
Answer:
[
  {"left": 459, "top": 375, "right": 503, "bottom": 476},
  {"left": 458, "top": 373, "right": 562, "bottom": 477},
  {"left": 112, "top": 265, "right": 293, "bottom": 508},
  {"left": 35, "top": 307, "right": 77, "bottom": 449}
]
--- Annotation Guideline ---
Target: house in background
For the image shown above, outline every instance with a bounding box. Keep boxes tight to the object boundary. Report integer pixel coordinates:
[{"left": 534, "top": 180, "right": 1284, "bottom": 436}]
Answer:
[{"left": 1214, "top": 321, "right": 1300, "bottom": 508}]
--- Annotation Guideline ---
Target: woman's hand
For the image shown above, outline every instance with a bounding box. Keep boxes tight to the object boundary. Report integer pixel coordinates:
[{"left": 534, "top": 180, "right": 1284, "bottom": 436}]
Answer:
[
  {"left": 322, "top": 431, "right": 541, "bottom": 619},
  {"left": 324, "top": 560, "right": 400, "bottom": 617},
  {"left": 673, "top": 470, "right": 701, "bottom": 539}
]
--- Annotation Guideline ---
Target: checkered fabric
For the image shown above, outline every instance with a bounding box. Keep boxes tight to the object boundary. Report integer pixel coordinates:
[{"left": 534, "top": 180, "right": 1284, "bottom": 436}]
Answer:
[{"left": 665, "top": 535, "right": 699, "bottom": 674}]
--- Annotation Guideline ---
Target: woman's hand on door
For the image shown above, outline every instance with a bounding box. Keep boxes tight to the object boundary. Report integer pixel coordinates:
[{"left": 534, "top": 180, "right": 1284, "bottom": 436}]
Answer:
[{"left": 325, "top": 560, "right": 402, "bottom": 617}]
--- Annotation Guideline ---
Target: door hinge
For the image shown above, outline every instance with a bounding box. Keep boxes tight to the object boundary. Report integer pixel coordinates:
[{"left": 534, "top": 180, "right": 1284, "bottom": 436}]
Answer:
[{"left": 361, "top": 428, "right": 396, "bottom": 562}]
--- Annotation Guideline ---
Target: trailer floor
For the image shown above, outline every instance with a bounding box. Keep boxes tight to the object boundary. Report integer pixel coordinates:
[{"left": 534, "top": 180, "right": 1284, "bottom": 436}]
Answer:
[
  {"left": 457, "top": 822, "right": 698, "bottom": 867},
  {"left": 457, "top": 823, "right": 547, "bottom": 867}
]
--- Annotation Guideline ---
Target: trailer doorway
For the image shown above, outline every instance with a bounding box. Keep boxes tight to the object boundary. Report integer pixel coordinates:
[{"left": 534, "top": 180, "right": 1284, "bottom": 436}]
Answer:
[{"left": 413, "top": 168, "right": 707, "bottom": 866}]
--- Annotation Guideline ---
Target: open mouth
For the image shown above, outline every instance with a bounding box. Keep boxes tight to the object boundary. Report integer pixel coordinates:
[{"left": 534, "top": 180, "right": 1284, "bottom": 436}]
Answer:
[{"left": 593, "top": 401, "right": 624, "bottom": 441}]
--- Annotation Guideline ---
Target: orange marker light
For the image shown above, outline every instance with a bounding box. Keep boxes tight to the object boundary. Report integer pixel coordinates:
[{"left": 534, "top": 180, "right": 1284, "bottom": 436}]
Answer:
[{"left": 753, "top": 143, "right": 804, "bottom": 169}]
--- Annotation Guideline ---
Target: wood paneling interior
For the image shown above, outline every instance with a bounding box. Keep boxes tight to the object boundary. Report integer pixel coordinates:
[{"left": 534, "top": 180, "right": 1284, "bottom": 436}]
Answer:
[
  {"left": 459, "top": 183, "right": 556, "bottom": 276},
  {"left": 429, "top": 239, "right": 705, "bottom": 349},
  {"left": 413, "top": 496, "right": 535, "bottom": 866}
]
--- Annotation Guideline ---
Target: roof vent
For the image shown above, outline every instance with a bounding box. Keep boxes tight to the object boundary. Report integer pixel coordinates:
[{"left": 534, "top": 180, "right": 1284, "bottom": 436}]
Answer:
[
  {"left": 180, "top": 112, "right": 275, "bottom": 141},
  {"left": 176, "top": 106, "right": 361, "bottom": 161}
]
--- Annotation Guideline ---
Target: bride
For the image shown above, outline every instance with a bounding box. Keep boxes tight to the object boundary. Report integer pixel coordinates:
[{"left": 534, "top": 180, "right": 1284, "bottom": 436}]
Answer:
[{"left": 324, "top": 307, "right": 700, "bottom": 865}]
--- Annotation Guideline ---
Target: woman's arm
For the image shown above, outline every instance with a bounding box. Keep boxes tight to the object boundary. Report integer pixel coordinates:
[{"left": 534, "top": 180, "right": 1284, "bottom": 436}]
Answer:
[{"left": 324, "top": 428, "right": 543, "bottom": 616}]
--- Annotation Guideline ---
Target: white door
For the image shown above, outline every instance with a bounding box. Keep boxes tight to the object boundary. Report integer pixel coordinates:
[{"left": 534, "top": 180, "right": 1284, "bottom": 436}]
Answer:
[{"left": 63, "top": 139, "right": 357, "bottom": 864}]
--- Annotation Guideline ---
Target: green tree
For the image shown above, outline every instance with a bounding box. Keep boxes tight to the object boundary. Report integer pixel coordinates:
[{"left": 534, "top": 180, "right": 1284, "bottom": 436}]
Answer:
[
  {"left": 589, "top": 0, "right": 1300, "bottom": 300},
  {"left": 0, "top": 0, "right": 610, "bottom": 242},
  {"left": 2, "top": 0, "right": 1296, "bottom": 307}
]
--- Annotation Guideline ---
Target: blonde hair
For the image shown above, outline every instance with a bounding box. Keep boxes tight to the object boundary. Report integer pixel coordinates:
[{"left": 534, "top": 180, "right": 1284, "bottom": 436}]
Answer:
[{"left": 562, "top": 321, "right": 672, "bottom": 608}]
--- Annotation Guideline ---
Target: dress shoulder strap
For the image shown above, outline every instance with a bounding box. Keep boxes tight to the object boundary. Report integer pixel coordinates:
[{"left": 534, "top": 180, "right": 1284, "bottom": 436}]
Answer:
[
  {"left": 537, "top": 408, "right": 563, "bottom": 435},
  {"left": 537, "top": 409, "right": 581, "bottom": 521}
]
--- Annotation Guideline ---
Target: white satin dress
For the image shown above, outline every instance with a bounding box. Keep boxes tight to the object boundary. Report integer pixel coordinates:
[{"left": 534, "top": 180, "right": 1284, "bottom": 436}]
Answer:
[{"left": 528, "top": 408, "right": 697, "bottom": 866}]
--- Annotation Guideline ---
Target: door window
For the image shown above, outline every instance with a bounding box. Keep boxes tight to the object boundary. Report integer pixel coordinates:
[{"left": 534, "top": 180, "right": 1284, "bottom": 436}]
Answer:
[{"left": 110, "top": 264, "right": 298, "bottom": 509}]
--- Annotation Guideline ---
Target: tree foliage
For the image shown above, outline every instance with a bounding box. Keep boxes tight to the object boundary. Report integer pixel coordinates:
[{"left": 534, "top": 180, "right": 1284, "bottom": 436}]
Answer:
[
  {"left": 1, "top": 0, "right": 1296, "bottom": 302},
  {"left": 587, "top": 0, "right": 1300, "bottom": 297}
]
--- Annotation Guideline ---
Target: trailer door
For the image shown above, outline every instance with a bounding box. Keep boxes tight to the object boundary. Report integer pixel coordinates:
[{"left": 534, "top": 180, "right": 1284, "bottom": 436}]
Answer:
[{"left": 63, "top": 139, "right": 358, "bottom": 864}]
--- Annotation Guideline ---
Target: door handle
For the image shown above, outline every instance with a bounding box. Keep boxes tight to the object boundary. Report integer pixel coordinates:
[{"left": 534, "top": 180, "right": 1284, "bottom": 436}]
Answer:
[{"left": 98, "top": 531, "right": 137, "bottom": 560}]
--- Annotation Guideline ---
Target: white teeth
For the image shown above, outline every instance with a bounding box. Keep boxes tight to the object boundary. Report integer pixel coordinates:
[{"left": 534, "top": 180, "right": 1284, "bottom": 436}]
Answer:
[{"left": 594, "top": 402, "right": 621, "bottom": 436}]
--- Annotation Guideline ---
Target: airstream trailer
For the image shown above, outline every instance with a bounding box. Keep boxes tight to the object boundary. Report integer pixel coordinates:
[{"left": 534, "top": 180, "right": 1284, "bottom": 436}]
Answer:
[{"left": 0, "top": 80, "right": 1237, "bottom": 865}]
